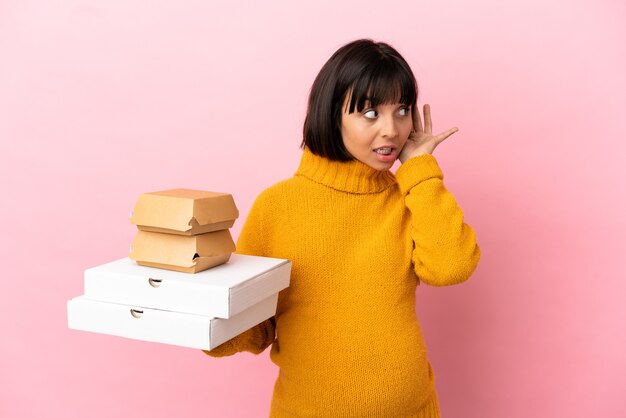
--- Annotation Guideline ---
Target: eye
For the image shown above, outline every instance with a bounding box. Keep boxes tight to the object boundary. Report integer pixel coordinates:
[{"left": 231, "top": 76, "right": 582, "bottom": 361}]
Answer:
[
  {"left": 363, "top": 109, "right": 377, "bottom": 119},
  {"left": 399, "top": 106, "right": 410, "bottom": 116}
]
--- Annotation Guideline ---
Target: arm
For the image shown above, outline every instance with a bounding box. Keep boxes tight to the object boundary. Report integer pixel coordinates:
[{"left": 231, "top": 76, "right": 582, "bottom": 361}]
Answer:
[
  {"left": 202, "top": 192, "right": 276, "bottom": 357},
  {"left": 395, "top": 154, "right": 481, "bottom": 286}
]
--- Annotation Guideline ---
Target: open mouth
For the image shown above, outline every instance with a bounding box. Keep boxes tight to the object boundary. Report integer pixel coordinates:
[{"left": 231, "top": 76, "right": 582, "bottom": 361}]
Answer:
[{"left": 373, "top": 147, "right": 394, "bottom": 156}]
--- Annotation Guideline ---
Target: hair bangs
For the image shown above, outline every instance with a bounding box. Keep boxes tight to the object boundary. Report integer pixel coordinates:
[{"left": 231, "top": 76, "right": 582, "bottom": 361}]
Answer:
[{"left": 347, "top": 59, "right": 417, "bottom": 114}]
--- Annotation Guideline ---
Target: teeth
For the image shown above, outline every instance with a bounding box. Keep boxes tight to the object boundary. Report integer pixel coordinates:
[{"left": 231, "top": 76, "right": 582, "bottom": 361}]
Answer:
[{"left": 375, "top": 148, "right": 393, "bottom": 155}]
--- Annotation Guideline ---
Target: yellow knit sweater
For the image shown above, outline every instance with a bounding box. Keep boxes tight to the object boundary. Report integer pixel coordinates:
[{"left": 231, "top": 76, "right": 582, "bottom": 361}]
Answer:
[{"left": 203, "top": 147, "right": 481, "bottom": 417}]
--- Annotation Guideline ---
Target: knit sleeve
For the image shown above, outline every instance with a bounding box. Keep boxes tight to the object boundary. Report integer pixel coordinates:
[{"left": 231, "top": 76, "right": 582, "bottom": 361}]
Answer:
[
  {"left": 202, "top": 317, "right": 276, "bottom": 358},
  {"left": 395, "top": 154, "right": 481, "bottom": 286},
  {"left": 202, "top": 192, "right": 276, "bottom": 358}
]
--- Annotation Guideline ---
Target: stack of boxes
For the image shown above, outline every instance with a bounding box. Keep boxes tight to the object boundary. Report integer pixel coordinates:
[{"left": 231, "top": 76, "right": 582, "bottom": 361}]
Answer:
[
  {"left": 129, "top": 189, "right": 239, "bottom": 273},
  {"left": 67, "top": 188, "right": 291, "bottom": 350}
]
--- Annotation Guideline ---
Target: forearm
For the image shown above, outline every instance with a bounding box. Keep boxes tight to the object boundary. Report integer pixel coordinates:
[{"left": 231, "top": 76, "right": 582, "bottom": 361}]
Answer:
[
  {"left": 396, "top": 154, "right": 481, "bottom": 286},
  {"left": 203, "top": 190, "right": 277, "bottom": 357}
]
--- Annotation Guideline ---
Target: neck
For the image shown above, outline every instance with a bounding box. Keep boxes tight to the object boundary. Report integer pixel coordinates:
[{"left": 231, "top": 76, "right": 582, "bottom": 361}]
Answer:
[{"left": 294, "top": 147, "right": 397, "bottom": 194}]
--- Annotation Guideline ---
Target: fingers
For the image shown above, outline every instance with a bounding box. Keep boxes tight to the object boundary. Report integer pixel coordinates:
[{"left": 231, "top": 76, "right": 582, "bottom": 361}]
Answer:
[
  {"left": 412, "top": 104, "right": 432, "bottom": 134},
  {"left": 435, "top": 127, "right": 459, "bottom": 144},
  {"left": 412, "top": 104, "right": 422, "bottom": 133},
  {"left": 424, "top": 104, "right": 432, "bottom": 134},
  {"left": 413, "top": 103, "right": 459, "bottom": 146}
]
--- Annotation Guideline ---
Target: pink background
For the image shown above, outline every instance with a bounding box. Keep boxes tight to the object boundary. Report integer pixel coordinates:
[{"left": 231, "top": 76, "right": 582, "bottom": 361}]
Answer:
[{"left": 1, "top": 0, "right": 625, "bottom": 417}]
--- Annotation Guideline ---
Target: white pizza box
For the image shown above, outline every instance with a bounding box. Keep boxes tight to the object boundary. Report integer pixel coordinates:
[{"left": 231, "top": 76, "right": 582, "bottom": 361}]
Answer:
[
  {"left": 84, "top": 254, "right": 291, "bottom": 319},
  {"left": 67, "top": 293, "right": 278, "bottom": 350}
]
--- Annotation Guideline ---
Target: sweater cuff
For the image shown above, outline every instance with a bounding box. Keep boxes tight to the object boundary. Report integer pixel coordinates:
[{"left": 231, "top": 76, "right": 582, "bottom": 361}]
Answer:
[{"left": 395, "top": 154, "right": 444, "bottom": 195}]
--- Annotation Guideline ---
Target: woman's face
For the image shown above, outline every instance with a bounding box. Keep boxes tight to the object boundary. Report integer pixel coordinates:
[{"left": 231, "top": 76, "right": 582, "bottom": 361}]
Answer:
[{"left": 340, "top": 91, "right": 413, "bottom": 171}]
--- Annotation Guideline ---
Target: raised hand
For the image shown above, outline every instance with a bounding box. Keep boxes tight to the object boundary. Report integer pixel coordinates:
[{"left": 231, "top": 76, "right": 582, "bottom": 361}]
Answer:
[{"left": 397, "top": 104, "right": 459, "bottom": 163}]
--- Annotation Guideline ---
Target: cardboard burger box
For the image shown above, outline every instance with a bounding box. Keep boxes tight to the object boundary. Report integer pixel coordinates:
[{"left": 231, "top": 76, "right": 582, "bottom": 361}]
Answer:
[
  {"left": 67, "top": 254, "right": 291, "bottom": 350},
  {"left": 130, "top": 188, "right": 239, "bottom": 235},
  {"left": 128, "top": 188, "right": 239, "bottom": 273},
  {"left": 129, "top": 229, "right": 236, "bottom": 273}
]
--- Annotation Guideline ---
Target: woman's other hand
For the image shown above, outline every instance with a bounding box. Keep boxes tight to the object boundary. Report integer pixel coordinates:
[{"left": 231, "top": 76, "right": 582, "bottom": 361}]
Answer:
[{"left": 398, "top": 104, "right": 459, "bottom": 163}]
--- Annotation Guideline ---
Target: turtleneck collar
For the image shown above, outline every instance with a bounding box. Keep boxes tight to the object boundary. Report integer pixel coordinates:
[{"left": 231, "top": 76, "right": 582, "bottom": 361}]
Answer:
[{"left": 294, "top": 147, "right": 397, "bottom": 194}]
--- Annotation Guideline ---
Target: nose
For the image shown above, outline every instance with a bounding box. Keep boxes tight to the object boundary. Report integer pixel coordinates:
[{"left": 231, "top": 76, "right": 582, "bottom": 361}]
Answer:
[{"left": 380, "top": 115, "right": 399, "bottom": 138}]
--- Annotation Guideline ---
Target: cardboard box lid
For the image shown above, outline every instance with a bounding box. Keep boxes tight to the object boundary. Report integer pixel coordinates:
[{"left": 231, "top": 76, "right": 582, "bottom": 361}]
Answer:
[
  {"left": 84, "top": 254, "right": 291, "bottom": 318},
  {"left": 130, "top": 189, "right": 239, "bottom": 235},
  {"left": 129, "top": 229, "right": 236, "bottom": 269},
  {"left": 67, "top": 293, "right": 279, "bottom": 350}
]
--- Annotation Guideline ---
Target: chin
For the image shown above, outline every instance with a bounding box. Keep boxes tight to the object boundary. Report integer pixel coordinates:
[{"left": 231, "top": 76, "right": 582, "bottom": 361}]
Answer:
[
  {"left": 353, "top": 153, "right": 394, "bottom": 171},
  {"left": 368, "top": 159, "right": 394, "bottom": 171}
]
